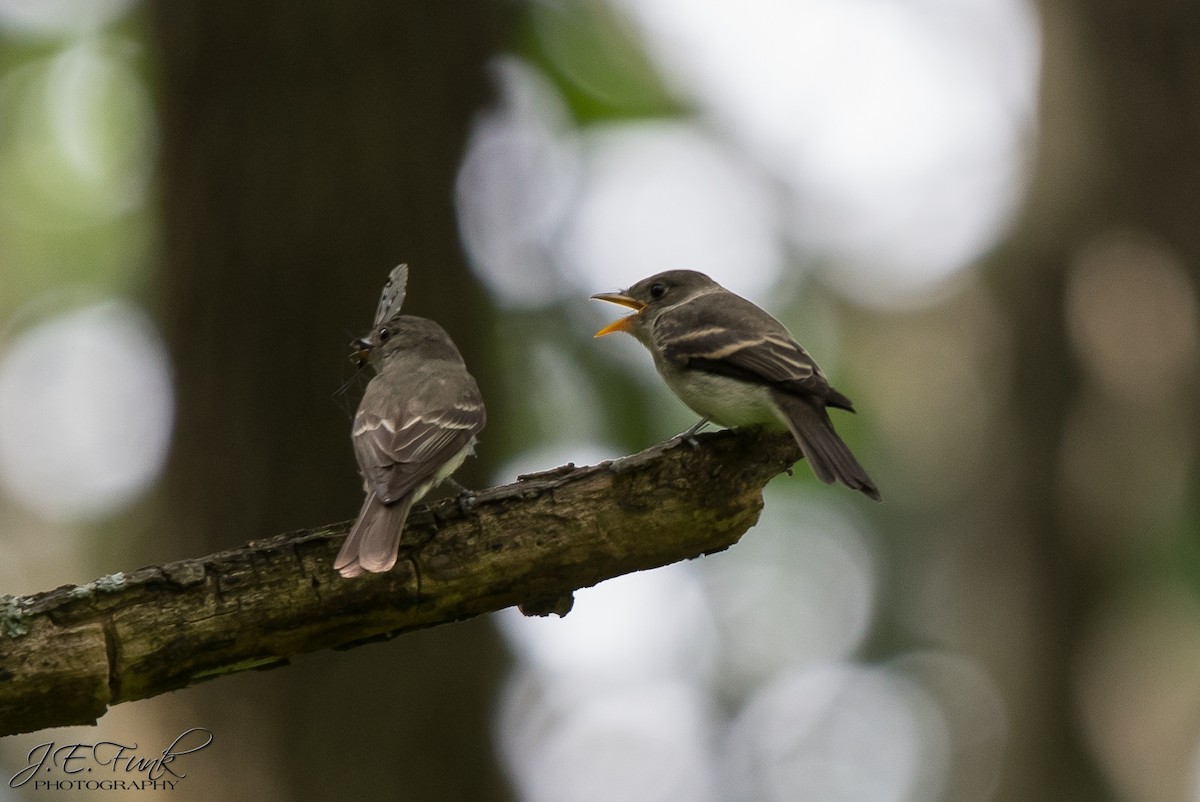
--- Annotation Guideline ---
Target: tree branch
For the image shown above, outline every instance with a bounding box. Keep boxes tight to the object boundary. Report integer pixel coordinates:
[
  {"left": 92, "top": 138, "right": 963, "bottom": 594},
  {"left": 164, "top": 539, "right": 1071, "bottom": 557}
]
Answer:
[{"left": 0, "top": 430, "right": 800, "bottom": 736}]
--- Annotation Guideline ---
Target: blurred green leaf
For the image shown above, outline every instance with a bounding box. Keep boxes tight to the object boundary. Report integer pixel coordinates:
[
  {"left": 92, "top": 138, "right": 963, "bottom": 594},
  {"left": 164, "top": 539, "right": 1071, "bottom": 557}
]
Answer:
[{"left": 518, "top": 0, "right": 684, "bottom": 124}]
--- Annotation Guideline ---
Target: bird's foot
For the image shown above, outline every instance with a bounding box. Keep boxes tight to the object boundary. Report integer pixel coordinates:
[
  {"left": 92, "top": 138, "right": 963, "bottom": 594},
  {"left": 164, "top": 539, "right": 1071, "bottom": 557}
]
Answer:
[
  {"left": 675, "top": 418, "right": 710, "bottom": 448},
  {"left": 446, "top": 478, "right": 477, "bottom": 513}
]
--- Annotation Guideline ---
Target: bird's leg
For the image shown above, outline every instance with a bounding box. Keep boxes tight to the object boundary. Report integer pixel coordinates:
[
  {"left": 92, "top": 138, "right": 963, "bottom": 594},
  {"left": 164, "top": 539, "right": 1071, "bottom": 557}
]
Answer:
[
  {"left": 446, "top": 477, "right": 477, "bottom": 513},
  {"left": 676, "top": 418, "right": 710, "bottom": 448}
]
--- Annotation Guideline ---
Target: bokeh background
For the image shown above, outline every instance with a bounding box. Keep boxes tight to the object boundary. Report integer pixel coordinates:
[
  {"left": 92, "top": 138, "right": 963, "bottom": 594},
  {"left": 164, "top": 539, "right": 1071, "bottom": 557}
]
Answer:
[{"left": 1, "top": 1, "right": 1198, "bottom": 800}]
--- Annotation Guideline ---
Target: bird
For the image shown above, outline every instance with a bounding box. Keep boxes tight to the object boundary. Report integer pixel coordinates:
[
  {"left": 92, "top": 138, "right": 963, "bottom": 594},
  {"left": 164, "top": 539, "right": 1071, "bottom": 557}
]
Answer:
[
  {"left": 591, "top": 269, "right": 879, "bottom": 501},
  {"left": 335, "top": 270, "right": 487, "bottom": 578}
]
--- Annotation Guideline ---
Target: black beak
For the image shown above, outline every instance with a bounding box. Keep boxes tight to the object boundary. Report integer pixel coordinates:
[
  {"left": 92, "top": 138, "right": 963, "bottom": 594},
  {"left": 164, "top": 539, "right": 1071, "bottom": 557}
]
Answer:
[{"left": 349, "top": 337, "right": 374, "bottom": 367}]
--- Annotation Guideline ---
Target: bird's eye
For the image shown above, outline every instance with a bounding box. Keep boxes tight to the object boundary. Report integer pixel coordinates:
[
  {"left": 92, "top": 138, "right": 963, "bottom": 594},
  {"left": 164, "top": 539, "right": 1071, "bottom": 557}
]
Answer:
[
  {"left": 378, "top": 327, "right": 390, "bottom": 342},
  {"left": 649, "top": 283, "right": 666, "bottom": 299}
]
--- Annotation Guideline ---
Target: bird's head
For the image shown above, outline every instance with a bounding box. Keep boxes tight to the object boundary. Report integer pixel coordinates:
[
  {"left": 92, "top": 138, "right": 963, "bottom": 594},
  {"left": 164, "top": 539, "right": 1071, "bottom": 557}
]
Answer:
[
  {"left": 348, "top": 317, "right": 407, "bottom": 367},
  {"left": 590, "top": 270, "right": 719, "bottom": 337},
  {"left": 349, "top": 315, "right": 461, "bottom": 368}
]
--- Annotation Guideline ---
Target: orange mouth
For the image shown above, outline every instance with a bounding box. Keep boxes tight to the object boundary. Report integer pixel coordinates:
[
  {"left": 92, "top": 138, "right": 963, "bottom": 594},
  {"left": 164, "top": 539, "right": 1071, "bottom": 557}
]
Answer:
[{"left": 590, "top": 292, "right": 645, "bottom": 337}]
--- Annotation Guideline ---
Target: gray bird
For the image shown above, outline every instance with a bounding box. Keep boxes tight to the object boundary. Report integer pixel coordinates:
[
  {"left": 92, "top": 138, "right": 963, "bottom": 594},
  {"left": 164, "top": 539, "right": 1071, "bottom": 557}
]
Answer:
[
  {"left": 335, "top": 273, "right": 486, "bottom": 578},
  {"left": 592, "top": 269, "right": 879, "bottom": 501}
]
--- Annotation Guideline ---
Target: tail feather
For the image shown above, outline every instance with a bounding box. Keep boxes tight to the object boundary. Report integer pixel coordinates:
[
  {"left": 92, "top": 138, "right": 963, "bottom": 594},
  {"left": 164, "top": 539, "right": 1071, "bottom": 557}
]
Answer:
[
  {"left": 772, "top": 390, "right": 881, "bottom": 502},
  {"left": 334, "top": 491, "right": 415, "bottom": 578}
]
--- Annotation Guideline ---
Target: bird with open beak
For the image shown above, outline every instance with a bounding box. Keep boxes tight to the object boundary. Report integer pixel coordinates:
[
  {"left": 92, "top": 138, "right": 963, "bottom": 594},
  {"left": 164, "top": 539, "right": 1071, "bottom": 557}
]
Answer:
[{"left": 592, "top": 269, "right": 879, "bottom": 501}]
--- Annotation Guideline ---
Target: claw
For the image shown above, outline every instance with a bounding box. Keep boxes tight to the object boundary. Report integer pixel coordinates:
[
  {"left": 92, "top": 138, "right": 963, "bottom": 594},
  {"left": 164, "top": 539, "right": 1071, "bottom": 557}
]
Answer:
[
  {"left": 444, "top": 478, "right": 476, "bottom": 514},
  {"left": 675, "top": 418, "right": 710, "bottom": 448}
]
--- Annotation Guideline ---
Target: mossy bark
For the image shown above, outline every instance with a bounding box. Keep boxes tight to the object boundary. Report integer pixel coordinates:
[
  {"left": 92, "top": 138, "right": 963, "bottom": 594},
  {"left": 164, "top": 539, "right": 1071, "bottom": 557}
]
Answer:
[{"left": 0, "top": 430, "right": 800, "bottom": 737}]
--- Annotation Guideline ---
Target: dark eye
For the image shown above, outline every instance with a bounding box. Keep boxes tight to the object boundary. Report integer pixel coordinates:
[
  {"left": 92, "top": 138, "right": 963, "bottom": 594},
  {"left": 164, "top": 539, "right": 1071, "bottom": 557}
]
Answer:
[
  {"left": 649, "top": 283, "right": 666, "bottom": 299},
  {"left": 378, "top": 327, "right": 390, "bottom": 342}
]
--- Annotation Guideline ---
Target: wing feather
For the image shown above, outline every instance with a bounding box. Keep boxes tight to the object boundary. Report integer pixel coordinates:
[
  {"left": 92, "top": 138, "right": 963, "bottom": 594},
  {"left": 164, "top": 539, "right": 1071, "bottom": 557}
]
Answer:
[
  {"left": 654, "top": 294, "right": 853, "bottom": 410},
  {"left": 353, "top": 376, "right": 485, "bottom": 503}
]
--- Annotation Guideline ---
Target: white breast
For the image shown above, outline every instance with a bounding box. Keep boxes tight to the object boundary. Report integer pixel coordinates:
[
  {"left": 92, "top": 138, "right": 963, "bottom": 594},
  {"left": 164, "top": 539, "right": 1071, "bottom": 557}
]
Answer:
[{"left": 656, "top": 362, "right": 785, "bottom": 429}]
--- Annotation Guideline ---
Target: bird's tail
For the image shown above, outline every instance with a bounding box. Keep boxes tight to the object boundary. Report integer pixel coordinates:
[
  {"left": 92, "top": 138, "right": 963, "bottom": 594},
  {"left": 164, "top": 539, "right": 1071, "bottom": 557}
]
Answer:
[
  {"left": 334, "top": 491, "right": 415, "bottom": 578},
  {"left": 771, "top": 390, "right": 881, "bottom": 501}
]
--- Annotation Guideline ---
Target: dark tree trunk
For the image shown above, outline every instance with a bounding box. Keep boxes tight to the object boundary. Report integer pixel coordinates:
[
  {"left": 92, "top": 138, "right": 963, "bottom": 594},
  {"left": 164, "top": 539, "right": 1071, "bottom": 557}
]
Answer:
[
  {"left": 145, "top": 4, "right": 513, "bottom": 799},
  {"left": 982, "top": 2, "right": 1200, "bottom": 799}
]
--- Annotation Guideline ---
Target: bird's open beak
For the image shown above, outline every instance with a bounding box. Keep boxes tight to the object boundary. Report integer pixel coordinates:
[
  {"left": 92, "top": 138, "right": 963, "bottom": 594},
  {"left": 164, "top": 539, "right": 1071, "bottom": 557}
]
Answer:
[
  {"left": 590, "top": 292, "right": 646, "bottom": 337},
  {"left": 348, "top": 337, "right": 374, "bottom": 367}
]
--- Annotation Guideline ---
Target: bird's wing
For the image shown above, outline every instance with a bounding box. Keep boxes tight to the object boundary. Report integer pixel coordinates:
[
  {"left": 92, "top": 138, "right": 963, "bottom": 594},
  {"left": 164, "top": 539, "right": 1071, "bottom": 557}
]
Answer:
[
  {"left": 353, "top": 374, "right": 485, "bottom": 503},
  {"left": 654, "top": 293, "right": 854, "bottom": 410}
]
